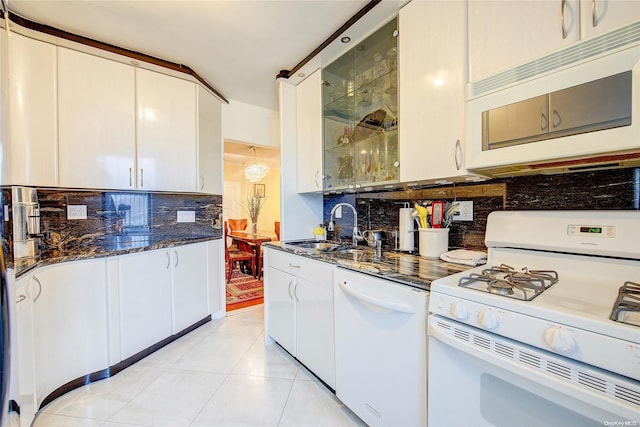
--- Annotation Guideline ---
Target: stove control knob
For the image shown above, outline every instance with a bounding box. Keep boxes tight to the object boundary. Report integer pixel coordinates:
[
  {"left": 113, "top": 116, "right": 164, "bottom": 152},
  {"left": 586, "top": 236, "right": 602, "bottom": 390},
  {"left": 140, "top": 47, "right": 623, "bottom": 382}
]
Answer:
[
  {"left": 451, "top": 302, "right": 469, "bottom": 321},
  {"left": 543, "top": 326, "right": 575, "bottom": 353},
  {"left": 478, "top": 310, "right": 499, "bottom": 330}
]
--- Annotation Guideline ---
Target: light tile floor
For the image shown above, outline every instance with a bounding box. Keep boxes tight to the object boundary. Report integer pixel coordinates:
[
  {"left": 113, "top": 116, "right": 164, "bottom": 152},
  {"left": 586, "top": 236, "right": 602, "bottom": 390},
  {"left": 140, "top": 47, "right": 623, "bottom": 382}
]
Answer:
[{"left": 30, "top": 306, "right": 366, "bottom": 427}]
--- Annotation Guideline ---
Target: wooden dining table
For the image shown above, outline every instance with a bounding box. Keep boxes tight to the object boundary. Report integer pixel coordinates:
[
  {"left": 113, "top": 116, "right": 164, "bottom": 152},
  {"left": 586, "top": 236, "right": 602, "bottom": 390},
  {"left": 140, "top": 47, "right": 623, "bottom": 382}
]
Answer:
[{"left": 228, "top": 230, "right": 273, "bottom": 276}]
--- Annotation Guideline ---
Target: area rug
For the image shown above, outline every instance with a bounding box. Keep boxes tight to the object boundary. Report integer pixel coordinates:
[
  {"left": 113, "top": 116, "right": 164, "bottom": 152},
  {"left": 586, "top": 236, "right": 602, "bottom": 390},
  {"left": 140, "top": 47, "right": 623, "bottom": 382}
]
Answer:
[{"left": 226, "top": 270, "right": 264, "bottom": 311}]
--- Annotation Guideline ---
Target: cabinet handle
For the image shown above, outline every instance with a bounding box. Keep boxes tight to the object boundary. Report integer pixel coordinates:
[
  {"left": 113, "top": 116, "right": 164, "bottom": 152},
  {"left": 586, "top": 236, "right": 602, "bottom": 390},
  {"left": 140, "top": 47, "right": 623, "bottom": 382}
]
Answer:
[
  {"left": 200, "top": 175, "right": 205, "bottom": 191},
  {"left": 293, "top": 282, "right": 299, "bottom": 303},
  {"left": 174, "top": 251, "right": 179, "bottom": 268},
  {"left": 140, "top": 168, "right": 144, "bottom": 187},
  {"left": 540, "top": 113, "right": 548, "bottom": 131},
  {"left": 287, "top": 279, "right": 294, "bottom": 300},
  {"left": 166, "top": 251, "right": 170, "bottom": 269},
  {"left": 288, "top": 263, "right": 301, "bottom": 269},
  {"left": 32, "top": 276, "right": 42, "bottom": 302},
  {"left": 16, "top": 294, "right": 26, "bottom": 304},
  {"left": 552, "top": 110, "right": 561, "bottom": 128},
  {"left": 314, "top": 170, "right": 320, "bottom": 189},
  {"left": 129, "top": 168, "right": 132, "bottom": 187},
  {"left": 591, "top": 0, "right": 598, "bottom": 27},
  {"left": 454, "top": 139, "right": 462, "bottom": 171},
  {"left": 560, "top": 0, "right": 568, "bottom": 39}
]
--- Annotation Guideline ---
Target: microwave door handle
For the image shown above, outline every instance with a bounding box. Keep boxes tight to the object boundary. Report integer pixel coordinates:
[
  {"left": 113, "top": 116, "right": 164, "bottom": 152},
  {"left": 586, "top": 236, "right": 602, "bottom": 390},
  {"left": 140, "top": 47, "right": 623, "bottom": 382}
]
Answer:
[
  {"left": 428, "top": 320, "right": 636, "bottom": 420},
  {"left": 552, "top": 110, "right": 561, "bottom": 129}
]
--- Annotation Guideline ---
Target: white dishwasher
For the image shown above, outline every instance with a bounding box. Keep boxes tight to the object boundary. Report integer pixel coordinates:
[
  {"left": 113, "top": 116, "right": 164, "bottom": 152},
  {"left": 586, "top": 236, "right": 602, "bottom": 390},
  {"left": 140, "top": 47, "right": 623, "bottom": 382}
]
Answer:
[{"left": 334, "top": 267, "right": 428, "bottom": 427}]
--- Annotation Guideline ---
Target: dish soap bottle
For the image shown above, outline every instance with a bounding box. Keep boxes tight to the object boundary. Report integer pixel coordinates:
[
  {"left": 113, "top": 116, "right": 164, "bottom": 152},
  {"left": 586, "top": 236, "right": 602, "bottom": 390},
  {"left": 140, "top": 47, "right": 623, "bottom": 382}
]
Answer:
[{"left": 314, "top": 224, "right": 327, "bottom": 241}]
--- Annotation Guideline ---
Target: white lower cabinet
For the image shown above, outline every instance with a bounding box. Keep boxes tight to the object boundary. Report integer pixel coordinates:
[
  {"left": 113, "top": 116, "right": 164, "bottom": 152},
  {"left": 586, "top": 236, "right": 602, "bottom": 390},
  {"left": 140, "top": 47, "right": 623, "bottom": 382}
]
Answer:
[
  {"left": 118, "top": 249, "right": 173, "bottom": 360},
  {"left": 206, "top": 239, "right": 225, "bottom": 319},
  {"left": 264, "top": 248, "right": 335, "bottom": 388},
  {"left": 11, "top": 241, "right": 217, "bottom": 425},
  {"left": 13, "top": 274, "right": 36, "bottom": 427},
  {"left": 29, "top": 259, "right": 109, "bottom": 408},
  {"left": 171, "top": 243, "right": 208, "bottom": 333},
  {"left": 119, "top": 243, "right": 209, "bottom": 359}
]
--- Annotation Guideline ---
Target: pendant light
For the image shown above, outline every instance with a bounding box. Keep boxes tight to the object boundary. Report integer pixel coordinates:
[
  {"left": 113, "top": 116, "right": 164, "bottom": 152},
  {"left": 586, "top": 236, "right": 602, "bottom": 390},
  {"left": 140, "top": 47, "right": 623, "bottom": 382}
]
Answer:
[{"left": 244, "top": 146, "right": 268, "bottom": 182}]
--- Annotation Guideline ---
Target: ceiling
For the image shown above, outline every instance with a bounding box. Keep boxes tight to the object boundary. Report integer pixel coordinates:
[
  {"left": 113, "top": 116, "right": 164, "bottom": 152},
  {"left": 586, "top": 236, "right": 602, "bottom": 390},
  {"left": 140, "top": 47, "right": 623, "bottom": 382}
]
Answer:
[
  {"left": 7, "top": 0, "right": 397, "bottom": 111},
  {"left": 224, "top": 140, "right": 280, "bottom": 168}
]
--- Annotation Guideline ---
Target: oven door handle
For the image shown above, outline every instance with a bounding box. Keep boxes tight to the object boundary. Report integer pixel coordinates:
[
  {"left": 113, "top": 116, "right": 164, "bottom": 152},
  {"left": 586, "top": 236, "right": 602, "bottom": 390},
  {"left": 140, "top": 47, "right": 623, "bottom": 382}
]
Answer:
[
  {"left": 428, "top": 320, "right": 638, "bottom": 420},
  {"left": 338, "top": 281, "right": 415, "bottom": 314}
]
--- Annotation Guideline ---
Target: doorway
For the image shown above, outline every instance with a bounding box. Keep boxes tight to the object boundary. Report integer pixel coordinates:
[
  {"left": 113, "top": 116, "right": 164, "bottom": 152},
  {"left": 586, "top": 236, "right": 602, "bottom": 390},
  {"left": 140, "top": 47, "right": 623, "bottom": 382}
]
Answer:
[{"left": 223, "top": 141, "right": 280, "bottom": 311}]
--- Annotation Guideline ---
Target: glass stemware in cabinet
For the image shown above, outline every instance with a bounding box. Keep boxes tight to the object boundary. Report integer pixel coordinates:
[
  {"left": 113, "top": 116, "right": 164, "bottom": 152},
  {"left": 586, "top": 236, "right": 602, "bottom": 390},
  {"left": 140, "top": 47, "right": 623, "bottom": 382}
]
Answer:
[{"left": 322, "top": 18, "right": 399, "bottom": 191}]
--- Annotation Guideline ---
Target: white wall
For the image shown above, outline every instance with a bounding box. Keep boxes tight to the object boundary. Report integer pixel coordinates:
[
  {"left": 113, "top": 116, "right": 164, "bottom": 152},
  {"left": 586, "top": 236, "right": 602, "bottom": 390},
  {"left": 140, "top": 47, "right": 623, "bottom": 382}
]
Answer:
[
  {"left": 277, "top": 80, "right": 323, "bottom": 240},
  {"left": 222, "top": 100, "right": 279, "bottom": 148}
]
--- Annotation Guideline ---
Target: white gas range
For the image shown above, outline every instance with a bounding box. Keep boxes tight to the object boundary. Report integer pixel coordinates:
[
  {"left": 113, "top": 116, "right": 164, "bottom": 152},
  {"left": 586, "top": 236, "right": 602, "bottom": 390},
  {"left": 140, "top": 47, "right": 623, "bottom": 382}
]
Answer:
[{"left": 428, "top": 211, "right": 640, "bottom": 427}]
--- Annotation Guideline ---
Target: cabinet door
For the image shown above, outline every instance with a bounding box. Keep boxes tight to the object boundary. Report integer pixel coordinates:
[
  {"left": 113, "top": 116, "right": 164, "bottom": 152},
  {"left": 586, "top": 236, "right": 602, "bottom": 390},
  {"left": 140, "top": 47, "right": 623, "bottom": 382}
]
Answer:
[
  {"left": 119, "top": 249, "right": 172, "bottom": 359},
  {"left": 265, "top": 266, "right": 296, "bottom": 354},
  {"left": 136, "top": 68, "right": 197, "bottom": 192},
  {"left": 295, "top": 276, "right": 335, "bottom": 388},
  {"left": 14, "top": 275, "right": 36, "bottom": 427},
  {"left": 296, "top": 70, "right": 323, "bottom": 193},
  {"left": 581, "top": 0, "right": 640, "bottom": 39},
  {"left": 399, "top": 0, "right": 469, "bottom": 182},
  {"left": 171, "top": 243, "right": 208, "bottom": 333},
  {"left": 468, "top": 0, "right": 580, "bottom": 82},
  {"left": 7, "top": 34, "right": 57, "bottom": 187},
  {"left": 58, "top": 47, "right": 136, "bottom": 189},
  {"left": 31, "top": 259, "right": 109, "bottom": 407},
  {"left": 207, "top": 239, "right": 225, "bottom": 318},
  {"left": 197, "top": 85, "right": 223, "bottom": 194}
]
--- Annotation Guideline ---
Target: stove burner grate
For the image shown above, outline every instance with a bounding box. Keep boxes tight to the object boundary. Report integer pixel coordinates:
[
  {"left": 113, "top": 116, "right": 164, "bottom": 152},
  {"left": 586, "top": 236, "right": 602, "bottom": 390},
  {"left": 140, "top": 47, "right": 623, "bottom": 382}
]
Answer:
[
  {"left": 610, "top": 281, "right": 640, "bottom": 327},
  {"left": 458, "top": 264, "right": 559, "bottom": 301}
]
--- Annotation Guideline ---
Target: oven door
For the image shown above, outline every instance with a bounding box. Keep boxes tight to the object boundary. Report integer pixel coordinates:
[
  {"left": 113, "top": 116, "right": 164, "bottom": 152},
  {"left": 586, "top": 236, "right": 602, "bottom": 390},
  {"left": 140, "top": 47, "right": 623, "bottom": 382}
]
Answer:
[{"left": 428, "top": 315, "right": 640, "bottom": 427}]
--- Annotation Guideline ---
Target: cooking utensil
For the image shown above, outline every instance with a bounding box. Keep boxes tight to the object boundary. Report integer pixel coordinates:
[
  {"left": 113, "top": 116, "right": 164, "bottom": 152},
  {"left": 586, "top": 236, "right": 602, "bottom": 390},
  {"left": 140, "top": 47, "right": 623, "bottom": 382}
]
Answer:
[{"left": 431, "top": 201, "right": 445, "bottom": 228}]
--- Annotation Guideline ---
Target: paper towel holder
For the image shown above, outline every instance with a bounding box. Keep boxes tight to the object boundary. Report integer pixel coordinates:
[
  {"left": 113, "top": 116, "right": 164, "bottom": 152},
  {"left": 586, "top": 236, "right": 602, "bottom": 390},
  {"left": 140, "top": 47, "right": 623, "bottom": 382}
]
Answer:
[{"left": 397, "top": 202, "right": 416, "bottom": 253}]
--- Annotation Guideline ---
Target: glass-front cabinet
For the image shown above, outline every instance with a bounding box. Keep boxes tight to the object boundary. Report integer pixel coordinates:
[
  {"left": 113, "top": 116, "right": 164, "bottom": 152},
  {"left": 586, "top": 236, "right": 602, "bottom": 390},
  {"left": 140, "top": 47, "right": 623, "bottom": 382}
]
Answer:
[{"left": 322, "top": 18, "right": 399, "bottom": 191}]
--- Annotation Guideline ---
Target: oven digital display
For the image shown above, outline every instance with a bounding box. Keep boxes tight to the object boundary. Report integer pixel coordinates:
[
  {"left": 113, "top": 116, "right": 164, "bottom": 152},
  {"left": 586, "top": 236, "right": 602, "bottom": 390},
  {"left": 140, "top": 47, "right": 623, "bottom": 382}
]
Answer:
[
  {"left": 568, "top": 224, "right": 615, "bottom": 238},
  {"left": 580, "top": 227, "right": 602, "bottom": 234}
]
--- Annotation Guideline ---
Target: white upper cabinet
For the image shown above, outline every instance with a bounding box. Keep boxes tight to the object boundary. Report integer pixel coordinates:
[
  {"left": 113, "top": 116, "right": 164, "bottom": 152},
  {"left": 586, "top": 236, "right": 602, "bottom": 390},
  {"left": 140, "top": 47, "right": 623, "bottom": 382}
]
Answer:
[
  {"left": 468, "top": 0, "right": 580, "bottom": 82},
  {"left": 580, "top": 0, "right": 640, "bottom": 39},
  {"left": 399, "top": 0, "right": 479, "bottom": 183},
  {"left": 296, "top": 70, "right": 323, "bottom": 193},
  {"left": 58, "top": 47, "right": 136, "bottom": 190},
  {"left": 136, "top": 68, "right": 197, "bottom": 192},
  {"left": 197, "top": 85, "right": 223, "bottom": 194},
  {"left": 7, "top": 34, "right": 58, "bottom": 187}
]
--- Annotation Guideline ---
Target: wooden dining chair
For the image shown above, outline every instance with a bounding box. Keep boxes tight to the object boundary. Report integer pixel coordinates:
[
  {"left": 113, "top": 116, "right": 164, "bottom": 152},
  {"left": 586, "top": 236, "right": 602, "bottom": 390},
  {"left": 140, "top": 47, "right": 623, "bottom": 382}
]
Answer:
[
  {"left": 228, "top": 218, "right": 248, "bottom": 231},
  {"left": 274, "top": 221, "right": 280, "bottom": 241},
  {"left": 224, "top": 221, "right": 256, "bottom": 282}
]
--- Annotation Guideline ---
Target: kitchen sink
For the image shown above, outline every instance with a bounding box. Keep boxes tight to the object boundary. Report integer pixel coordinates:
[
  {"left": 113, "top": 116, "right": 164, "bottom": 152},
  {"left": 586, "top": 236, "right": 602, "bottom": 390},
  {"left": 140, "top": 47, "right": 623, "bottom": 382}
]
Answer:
[{"left": 282, "top": 240, "right": 347, "bottom": 252}]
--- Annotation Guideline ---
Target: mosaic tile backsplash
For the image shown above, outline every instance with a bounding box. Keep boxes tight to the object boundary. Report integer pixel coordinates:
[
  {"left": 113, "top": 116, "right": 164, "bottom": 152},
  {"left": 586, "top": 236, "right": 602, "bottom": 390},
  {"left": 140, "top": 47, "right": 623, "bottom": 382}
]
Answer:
[{"left": 324, "top": 168, "right": 640, "bottom": 251}]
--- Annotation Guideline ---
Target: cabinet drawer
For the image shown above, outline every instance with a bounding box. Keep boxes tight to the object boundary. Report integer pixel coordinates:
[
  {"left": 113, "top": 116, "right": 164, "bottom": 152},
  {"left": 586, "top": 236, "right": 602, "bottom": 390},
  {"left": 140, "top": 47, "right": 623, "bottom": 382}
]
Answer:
[{"left": 265, "top": 248, "right": 333, "bottom": 284}]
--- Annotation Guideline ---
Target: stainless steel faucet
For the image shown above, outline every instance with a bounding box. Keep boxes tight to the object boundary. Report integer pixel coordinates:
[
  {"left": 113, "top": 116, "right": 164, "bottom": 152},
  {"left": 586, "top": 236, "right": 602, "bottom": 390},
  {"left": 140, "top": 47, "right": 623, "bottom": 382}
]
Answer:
[{"left": 328, "top": 202, "right": 361, "bottom": 246}]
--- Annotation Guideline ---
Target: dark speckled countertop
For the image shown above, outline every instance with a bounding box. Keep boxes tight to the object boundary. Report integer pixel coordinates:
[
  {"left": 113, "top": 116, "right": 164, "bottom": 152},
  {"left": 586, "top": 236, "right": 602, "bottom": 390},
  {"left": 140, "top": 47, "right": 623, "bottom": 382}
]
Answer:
[
  {"left": 15, "top": 235, "right": 221, "bottom": 277},
  {"left": 265, "top": 241, "right": 473, "bottom": 291}
]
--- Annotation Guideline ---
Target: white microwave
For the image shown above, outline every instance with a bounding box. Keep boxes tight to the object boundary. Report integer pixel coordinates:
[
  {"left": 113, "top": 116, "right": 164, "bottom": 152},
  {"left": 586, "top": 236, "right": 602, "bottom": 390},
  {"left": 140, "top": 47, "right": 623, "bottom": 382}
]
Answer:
[{"left": 466, "top": 22, "right": 640, "bottom": 176}]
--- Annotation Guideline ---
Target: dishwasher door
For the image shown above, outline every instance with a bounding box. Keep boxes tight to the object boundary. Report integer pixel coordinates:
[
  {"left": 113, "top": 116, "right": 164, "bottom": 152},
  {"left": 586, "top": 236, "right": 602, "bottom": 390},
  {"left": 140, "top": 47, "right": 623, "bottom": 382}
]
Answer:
[{"left": 333, "top": 268, "right": 428, "bottom": 427}]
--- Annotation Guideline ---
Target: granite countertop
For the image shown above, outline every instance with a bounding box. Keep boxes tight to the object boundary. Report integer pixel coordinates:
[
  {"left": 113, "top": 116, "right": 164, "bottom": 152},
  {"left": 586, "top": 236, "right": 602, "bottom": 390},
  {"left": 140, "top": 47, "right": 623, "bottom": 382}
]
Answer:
[
  {"left": 15, "top": 234, "right": 221, "bottom": 277},
  {"left": 264, "top": 241, "right": 474, "bottom": 291}
]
